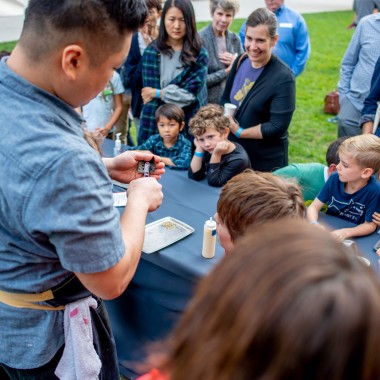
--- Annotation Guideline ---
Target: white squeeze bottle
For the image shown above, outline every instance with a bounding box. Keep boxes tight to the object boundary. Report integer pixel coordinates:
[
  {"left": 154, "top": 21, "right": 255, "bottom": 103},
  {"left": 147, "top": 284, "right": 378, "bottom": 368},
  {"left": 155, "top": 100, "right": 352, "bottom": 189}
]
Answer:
[
  {"left": 114, "top": 133, "right": 122, "bottom": 156},
  {"left": 202, "top": 217, "right": 216, "bottom": 259}
]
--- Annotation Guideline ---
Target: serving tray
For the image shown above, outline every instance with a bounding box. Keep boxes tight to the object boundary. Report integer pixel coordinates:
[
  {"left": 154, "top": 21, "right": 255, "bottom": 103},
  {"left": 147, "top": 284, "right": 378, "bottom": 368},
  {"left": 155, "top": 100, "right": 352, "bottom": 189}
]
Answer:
[{"left": 142, "top": 217, "right": 195, "bottom": 254}]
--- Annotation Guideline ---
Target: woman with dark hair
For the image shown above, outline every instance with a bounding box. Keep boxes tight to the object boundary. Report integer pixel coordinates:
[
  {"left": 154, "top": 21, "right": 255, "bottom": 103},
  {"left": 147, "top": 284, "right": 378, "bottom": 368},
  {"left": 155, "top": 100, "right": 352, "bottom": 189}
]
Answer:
[
  {"left": 137, "top": 0, "right": 209, "bottom": 144},
  {"left": 221, "top": 7, "right": 295, "bottom": 172},
  {"left": 137, "top": 219, "right": 380, "bottom": 380}
]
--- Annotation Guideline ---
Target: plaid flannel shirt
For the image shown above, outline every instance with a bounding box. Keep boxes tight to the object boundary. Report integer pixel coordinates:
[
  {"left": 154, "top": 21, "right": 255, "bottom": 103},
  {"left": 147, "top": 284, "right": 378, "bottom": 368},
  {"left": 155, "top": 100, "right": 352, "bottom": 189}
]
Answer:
[
  {"left": 128, "top": 133, "right": 192, "bottom": 170},
  {"left": 139, "top": 42, "right": 208, "bottom": 143}
]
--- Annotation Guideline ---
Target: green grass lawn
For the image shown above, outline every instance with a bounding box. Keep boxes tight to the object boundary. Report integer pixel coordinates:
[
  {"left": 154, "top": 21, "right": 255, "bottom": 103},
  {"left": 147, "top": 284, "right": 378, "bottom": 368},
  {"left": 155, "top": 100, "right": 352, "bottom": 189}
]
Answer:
[{"left": 0, "top": 10, "right": 354, "bottom": 163}]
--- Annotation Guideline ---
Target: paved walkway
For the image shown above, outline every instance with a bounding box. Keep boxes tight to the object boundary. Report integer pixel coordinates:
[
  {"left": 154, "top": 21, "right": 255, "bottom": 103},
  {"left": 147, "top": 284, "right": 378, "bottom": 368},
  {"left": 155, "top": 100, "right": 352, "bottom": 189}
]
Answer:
[
  {"left": 0, "top": 0, "right": 352, "bottom": 43},
  {"left": 194, "top": 0, "right": 352, "bottom": 22}
]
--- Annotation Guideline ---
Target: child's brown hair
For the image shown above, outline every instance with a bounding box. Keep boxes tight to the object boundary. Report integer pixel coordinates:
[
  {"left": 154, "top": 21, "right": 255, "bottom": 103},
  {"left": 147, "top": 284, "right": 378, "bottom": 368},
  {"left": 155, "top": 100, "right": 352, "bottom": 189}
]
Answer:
[
  {"left": 189, "top": 104, "right": 229, "bottom": 137},
  {"left": 217, "top": 170, "right": 305, "bottom": 241}
]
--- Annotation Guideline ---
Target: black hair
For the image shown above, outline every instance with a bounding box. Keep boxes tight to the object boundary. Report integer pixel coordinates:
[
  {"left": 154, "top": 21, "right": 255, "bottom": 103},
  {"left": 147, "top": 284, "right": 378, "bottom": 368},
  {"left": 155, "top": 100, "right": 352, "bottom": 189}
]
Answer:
[
  {"left": 155, "top": 103, "right": 185, "bottom": 124},
  {"left": 156, "top": 0, "right": 202, "bottom": 68},
  {"left": 21, "top": 0, "right": 148, "bottom": 65},
  {"left": 326, "top": 137, "right": 348, "bottom": 166}
]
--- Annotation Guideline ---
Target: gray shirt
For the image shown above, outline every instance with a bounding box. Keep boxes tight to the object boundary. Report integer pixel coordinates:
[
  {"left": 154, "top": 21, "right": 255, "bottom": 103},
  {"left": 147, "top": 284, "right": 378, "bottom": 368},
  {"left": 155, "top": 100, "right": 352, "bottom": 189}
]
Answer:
[
  {"left": 0, "top": 57, "right": 124, "bottom": 368},
  {"left": 160, "top": 50, "right": 195, "bottom": 107}
]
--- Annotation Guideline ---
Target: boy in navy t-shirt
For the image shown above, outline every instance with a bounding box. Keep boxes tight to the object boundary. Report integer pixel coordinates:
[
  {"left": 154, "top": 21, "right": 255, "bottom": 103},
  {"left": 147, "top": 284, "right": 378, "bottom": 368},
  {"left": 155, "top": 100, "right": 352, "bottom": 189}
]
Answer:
[{"left": 307, "top": 134, "right": 380, "bottom": 241}]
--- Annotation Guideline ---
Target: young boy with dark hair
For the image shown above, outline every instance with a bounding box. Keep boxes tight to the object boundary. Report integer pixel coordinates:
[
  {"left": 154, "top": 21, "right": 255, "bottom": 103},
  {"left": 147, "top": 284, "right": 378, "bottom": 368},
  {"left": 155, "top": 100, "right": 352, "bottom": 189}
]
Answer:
[
  {"left": 274, "top": 137, "right": 347, "bottom": 203},
  {"left": 0, "top": 1, "right": 165, "bottom": 378},
  {"left": 128, "top": 103, "right": 192, "bottom": 169},
  {"left": 188, "top": 104, "right": 250, "bottom": 187},
  {"left": 307, "top": 134, "right": 380, "bottom": 241}
]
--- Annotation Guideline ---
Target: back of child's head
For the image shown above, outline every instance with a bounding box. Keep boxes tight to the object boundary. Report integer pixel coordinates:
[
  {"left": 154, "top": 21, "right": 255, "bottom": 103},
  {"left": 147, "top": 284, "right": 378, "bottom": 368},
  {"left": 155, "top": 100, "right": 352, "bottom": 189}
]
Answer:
[
  {"left": 189, "top": 104, "right": 229, "bottom": 137},
  {"left": 326, "top": 137, "right": 348, "bottom": 166},
  {"left": 145, "top": 0, "right": 162, "bottom": 11},
  {"left": 20, "top": 0, "right": 147, "bottom": 65},
  {"left": 155, "top": 103, "right": 185, "bottom": 125},
  {"left": 217, "top": 170, "right": 305, "bottom": 242},
  {"left": 151, "top": 219, "right": 380, "bottom": 380},
  {"left": 338, "top": 134, "right": 380, "bottom": 174}
]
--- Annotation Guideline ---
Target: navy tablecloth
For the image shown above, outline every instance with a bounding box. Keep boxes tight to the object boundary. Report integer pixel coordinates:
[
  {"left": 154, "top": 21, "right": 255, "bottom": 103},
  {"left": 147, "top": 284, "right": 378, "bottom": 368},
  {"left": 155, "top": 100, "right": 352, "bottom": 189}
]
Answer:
[{"left": 101, "top": 139, "right": 380, "bottom": 378}]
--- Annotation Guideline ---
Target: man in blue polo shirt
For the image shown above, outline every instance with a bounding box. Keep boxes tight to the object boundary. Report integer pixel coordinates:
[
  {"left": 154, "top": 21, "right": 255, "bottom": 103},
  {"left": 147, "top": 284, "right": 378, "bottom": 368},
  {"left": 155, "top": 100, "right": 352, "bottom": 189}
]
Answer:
[{"left": 239, "top": 0, "right": 310, "bottom": 77}]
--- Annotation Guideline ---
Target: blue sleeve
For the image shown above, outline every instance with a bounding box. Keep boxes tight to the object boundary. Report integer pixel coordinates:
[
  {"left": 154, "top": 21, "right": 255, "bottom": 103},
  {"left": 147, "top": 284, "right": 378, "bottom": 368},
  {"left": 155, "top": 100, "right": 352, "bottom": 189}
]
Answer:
[
  {"left": 338, "top": 22, "right": 362, "bottom": 97},
  {"left": 291, "top": 15, "right": 311, "bottom": 77},
  {"left": 238, "top": 20, "right": 247, "bottom": 50}
]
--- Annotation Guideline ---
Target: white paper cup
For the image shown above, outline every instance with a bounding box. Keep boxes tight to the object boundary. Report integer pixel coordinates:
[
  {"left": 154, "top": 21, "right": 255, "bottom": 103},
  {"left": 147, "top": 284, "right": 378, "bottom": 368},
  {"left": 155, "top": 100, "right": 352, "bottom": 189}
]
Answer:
[{"left": 224, "top": 103, "right": 237, "bottom": 117}]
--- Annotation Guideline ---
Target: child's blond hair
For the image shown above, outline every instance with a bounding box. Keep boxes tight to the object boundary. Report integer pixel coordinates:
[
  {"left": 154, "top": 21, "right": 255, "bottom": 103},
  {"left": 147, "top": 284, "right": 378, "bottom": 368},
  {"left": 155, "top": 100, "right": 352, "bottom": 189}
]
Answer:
[
  {"left": 189, "top": 104, "right": 229, "bottom": 137},
  {"left": 338, "top": 134, "right": 380, "bottom": 174}
]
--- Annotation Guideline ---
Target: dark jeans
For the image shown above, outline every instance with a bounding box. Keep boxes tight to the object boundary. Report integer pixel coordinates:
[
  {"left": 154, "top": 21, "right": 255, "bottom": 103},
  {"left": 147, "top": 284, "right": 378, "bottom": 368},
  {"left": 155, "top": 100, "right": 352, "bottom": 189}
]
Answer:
[{"left": 0, "top": 299, "right": 119, "bottom": 380}]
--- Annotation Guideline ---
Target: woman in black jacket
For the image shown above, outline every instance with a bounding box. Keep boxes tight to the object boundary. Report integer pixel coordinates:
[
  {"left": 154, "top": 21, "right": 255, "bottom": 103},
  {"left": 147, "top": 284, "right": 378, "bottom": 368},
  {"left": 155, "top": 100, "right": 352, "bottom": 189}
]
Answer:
[{"left": 221, "top": 7, "right": 295, "bottom": 172}]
